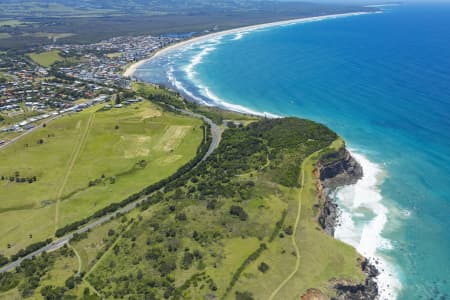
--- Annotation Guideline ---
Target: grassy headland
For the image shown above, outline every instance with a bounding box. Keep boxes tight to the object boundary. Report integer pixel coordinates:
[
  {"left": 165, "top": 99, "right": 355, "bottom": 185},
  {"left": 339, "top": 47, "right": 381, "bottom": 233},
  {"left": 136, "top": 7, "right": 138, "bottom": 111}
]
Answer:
[{"left": 0, "top": 85, "right": 366, "bottom": 299}]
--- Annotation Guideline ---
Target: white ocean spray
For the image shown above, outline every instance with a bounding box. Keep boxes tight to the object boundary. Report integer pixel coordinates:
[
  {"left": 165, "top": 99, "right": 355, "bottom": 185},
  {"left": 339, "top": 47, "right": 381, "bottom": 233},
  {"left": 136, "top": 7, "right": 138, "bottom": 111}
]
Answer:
[{"left": 334, "top": 151, "right": 401, "bottom": 300}]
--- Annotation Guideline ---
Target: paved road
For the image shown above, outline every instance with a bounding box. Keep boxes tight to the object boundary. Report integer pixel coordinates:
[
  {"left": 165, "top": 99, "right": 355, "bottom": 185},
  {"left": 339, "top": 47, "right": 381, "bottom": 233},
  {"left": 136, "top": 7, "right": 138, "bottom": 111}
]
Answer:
[
  {"left": 0, "top": 114, "right": 62, "bottom": 151},
  {"left": 0, "top": 107, "right": 221, "bottom": 274},
  {"left": 171, "top": 106, "right": 221, "bottom": 161}
]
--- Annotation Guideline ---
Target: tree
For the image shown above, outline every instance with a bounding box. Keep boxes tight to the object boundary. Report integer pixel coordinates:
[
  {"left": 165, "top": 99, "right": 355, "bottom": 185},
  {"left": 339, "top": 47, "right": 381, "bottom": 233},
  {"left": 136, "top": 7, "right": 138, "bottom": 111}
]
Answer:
[
  {"left": 65, "top": 276, "right": 75, "bottom": 289},
  {"left": 229, "top": 205, "right": 248, "bottom": 221},
  {"left": 284, "top": 225, "right": 293, "bottom": 235},
  {"left": 114, "top": 93, "right": 121, "bottom": 105},
  {"left": 40, "top": 285, "right": 66, "bottom": 300},
  {"left": 136, "top": 270, "right": 143, "bottom": 280},
  {"left": 181, "top": 252, "right": 193, "bottom": 269},
  {"left": 0, "top": 254, "right": 8, "bottom": 266},
  {"left": 175, "top": 213, "right": 187, "bottom": 221},
  {"left": 258, "top": 262, "right": 269, "bottom": 273}
]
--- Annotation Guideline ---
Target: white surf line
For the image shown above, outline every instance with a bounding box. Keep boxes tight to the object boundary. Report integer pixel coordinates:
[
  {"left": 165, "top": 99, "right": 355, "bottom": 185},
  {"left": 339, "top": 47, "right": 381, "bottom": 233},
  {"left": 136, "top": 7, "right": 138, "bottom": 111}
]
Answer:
[
  {"left": 123, "top": 11, "right": 378, "bottom": 77},
  {"left": 334, "top": 151, "right": 401, "bottom": 300}
]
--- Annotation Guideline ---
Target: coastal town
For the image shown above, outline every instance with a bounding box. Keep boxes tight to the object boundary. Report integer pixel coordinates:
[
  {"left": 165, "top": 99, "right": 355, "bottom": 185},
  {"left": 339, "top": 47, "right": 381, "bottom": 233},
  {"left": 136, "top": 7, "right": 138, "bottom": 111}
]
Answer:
[{"left": 0, "top": 34, "right": 180, "bottom": 146}]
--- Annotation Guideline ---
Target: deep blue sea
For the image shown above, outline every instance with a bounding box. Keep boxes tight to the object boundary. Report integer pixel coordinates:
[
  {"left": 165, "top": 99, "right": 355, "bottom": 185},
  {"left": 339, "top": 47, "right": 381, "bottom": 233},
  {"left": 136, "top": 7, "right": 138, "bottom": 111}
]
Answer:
[{"left": 134, "top": 4, "right": 450, "bottom": 299}]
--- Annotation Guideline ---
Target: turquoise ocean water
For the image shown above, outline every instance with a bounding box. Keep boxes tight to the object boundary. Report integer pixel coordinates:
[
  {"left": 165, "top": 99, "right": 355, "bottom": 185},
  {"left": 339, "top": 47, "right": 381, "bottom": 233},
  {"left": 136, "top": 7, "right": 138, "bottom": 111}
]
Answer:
[{"left": 134, "top": 4, "right": 450, "bottom": 299}]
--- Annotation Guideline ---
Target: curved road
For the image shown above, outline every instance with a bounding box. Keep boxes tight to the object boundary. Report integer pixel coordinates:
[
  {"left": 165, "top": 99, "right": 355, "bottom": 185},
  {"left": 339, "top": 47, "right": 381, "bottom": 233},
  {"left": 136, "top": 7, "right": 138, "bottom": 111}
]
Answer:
[{"left": 0, "top": 107, "right": 221, "bottom": 274}]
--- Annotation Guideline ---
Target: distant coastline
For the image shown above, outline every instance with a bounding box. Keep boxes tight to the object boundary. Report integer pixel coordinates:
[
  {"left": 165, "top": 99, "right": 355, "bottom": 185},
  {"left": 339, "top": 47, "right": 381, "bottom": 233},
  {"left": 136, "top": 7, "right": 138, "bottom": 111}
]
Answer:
[{"left": 123, "top": 11, "right": 377, "bottom": 78}]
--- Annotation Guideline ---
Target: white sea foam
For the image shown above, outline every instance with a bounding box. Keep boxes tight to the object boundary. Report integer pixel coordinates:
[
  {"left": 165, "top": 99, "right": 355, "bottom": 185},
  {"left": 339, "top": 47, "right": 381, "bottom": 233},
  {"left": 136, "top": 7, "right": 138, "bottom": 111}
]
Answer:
[
  {"left": 184, "top": 45, "right": 218, "bottom": 81},
  {"left": 334, "top": 152, "right": 401, "bottom": 300},
  {"left": 166, "top": 66, "right": 209, "bottom": 105},
  {"left": 199, "top": 83, "right": 279, "bottom": 118},
  {"left": 169, "top": 35, "right": 280, "bottom": 118},
  {"left": 233, "top": 32, "right": 245, "bottom": 41},
  {"left": 230, "top": 29, "right": 258, "bottom": 41},
  {"left": 159, "top": 12, "right": 376, "bottom": 119}
]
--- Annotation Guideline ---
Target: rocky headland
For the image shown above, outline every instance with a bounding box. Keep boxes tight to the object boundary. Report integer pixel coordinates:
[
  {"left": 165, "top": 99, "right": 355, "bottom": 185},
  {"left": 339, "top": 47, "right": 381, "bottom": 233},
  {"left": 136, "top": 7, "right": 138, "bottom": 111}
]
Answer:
[
  {"left": 315, "top": 146, "right": 379, "bottom": 300},
  {"left": 317, "top": 146, "right": 363, "bottom": 235}
]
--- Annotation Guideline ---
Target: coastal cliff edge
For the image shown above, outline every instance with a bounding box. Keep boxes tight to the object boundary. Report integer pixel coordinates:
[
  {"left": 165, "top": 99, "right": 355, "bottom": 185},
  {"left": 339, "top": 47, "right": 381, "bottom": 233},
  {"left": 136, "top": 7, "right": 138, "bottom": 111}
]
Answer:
[{"left": 315, "top": 146, "right": 379, "bottom": 300}]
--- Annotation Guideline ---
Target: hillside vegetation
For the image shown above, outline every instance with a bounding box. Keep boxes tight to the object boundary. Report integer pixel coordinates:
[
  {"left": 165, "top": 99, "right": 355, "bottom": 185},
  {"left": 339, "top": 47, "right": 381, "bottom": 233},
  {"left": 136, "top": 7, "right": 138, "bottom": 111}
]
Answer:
[{"left": 0, "top": 110, "right": 365, "bottom": 299}]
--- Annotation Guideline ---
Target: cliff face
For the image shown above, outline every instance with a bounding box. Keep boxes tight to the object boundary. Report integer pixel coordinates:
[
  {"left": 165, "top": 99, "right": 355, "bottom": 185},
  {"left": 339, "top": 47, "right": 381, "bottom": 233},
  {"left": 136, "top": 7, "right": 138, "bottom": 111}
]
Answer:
[
  {"left": 315, "top": 147, "right": 378, "bottom": 300},
  {"left": 319, "top": 147, "right": 363, "bottom": 189},
  {"left": 334, "top": 258, "right": 379, "bottom": 300},
  {"left": 317, "top": 147, "right": 363, "bottom": 235}
]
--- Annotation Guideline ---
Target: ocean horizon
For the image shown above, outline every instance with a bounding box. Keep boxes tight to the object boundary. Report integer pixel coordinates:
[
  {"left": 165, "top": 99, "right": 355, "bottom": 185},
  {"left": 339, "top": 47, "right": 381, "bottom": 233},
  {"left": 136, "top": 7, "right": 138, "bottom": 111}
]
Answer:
[{"left": 133, "top": 3, "right": 450, "bottom": 299}]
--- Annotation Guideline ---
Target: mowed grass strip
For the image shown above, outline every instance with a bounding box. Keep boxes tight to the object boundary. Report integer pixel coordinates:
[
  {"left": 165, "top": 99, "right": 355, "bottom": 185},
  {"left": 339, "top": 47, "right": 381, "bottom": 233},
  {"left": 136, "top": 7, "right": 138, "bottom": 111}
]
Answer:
[{"left": 0, "top": 101, "right": 203, "bottom": 256}]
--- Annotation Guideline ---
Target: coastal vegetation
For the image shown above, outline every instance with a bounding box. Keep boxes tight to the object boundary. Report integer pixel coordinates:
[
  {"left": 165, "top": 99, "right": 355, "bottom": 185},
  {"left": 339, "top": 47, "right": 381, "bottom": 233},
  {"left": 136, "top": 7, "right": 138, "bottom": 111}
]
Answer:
[
  {"left": 0, "top": 99, "right": 203, "bottom": 257},
  {"left": 0, "top": 86, "right": 366, "bottom": 298}
]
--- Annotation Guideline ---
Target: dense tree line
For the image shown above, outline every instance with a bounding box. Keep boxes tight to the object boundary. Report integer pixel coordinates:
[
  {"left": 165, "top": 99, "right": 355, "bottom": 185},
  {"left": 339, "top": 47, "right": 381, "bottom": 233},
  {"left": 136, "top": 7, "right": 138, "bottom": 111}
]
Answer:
[
  {"left": 10, "top": 238, "right": 52, "bottom": 261},
  {"left": 222, "top": 243, "right": 267, "bottom": 299}
]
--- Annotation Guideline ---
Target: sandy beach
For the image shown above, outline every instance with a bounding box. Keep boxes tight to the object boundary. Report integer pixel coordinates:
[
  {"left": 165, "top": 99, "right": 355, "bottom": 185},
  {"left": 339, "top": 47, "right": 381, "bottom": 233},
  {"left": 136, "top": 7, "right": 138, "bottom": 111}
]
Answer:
[{"left": 123, "top": 11, "right": 374, "bottom": 78}]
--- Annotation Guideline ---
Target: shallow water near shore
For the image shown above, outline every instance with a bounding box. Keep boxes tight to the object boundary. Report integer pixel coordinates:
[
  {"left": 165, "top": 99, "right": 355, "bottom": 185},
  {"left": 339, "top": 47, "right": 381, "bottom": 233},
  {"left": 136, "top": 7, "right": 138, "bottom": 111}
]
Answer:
[{"left": 135, "top": 4, "right": 450, "bottom": 299}]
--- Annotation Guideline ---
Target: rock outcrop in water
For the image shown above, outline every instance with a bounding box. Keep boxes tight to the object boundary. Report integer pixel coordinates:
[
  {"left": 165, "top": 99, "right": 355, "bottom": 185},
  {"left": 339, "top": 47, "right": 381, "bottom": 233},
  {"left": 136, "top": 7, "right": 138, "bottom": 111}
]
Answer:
[
  {"left": 317, "top": 147, "right": 363, "bottom": 235},
  {"left": 334, "top": 258, "right": 380, "bottom": 300},
  {"left": 315, "top": 146, "right": 379, "bottom": 300}
]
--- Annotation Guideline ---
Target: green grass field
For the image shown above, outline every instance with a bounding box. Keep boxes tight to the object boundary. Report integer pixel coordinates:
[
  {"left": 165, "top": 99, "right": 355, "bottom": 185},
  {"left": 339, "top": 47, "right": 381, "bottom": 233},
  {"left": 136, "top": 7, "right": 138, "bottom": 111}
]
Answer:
[
  {"left": 0, "top": 101, "right": 203, "bottom": 256},
  {"left": 27, "top": 50, "right": 65, "bottom": 67},
  {"left": 106, "top": 52, "right": 122, "bottom": 59}
]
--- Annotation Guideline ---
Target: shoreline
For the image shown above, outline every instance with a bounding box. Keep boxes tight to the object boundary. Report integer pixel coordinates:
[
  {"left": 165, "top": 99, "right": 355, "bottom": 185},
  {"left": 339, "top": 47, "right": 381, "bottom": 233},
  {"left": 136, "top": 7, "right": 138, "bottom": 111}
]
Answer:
[
  {"left": 317, "top": 147, "right": 400, "bottom": 299},
  {"left": 334, "top": 151, "right": 401, "bottom": 299},
  {"left": 124, "top": 9, "right": 398, "bottom": 298},
  {"left": 123, "top": 11, "right": 377, "bottom": 78}
]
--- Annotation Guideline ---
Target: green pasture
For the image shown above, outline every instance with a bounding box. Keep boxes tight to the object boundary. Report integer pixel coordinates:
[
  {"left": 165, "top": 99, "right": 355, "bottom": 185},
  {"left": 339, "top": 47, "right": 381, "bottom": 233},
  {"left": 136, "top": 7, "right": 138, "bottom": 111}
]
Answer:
[{"left": 0, "top": 101, "right": 203, "bottom": 256}]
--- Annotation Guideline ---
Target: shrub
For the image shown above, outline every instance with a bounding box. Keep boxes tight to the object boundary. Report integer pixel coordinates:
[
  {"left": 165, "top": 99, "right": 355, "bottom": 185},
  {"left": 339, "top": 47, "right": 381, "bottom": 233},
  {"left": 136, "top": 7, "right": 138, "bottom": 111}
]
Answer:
[{"left": 235, "top": 291, "right": 255, "bottom": 300}]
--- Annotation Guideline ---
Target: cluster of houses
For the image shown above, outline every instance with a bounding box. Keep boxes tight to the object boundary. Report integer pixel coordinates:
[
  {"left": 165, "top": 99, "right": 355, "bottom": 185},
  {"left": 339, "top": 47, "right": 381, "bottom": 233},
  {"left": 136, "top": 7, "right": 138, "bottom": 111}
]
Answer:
[
  {"left": 0, "top": 54, "right": 111, "bottom": 116},
  {"left": 0, "top": 34, "right": 183, "bottom": 141},
  {"left": 1, "top": 94, "right": 111, "bottom": 135},
  {"left": 48, "top": 35, "right": 180, "bottom": 88},
  {"left": 1, "top": 112, "right": 57, "bottom": 133},
  {"left": 60, "top": 94, "right": 110, "bottom": 113}
]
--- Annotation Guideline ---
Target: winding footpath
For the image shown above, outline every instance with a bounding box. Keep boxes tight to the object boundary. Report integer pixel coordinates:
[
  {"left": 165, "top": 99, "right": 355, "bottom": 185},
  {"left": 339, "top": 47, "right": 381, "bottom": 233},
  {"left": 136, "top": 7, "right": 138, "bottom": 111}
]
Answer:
[
  {"left": 268, "top": 151, "right": 318, "bottom": 300},
  {"left": 0, "top": 107, "right": 220, "bottom": 274}
]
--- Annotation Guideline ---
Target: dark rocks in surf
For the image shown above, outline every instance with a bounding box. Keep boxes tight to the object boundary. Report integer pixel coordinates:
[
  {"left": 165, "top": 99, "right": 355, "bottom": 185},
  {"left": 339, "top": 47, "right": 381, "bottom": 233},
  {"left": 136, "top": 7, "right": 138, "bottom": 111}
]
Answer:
[
  {"left": 333, "top": 258, "right": 379, "bottom": 300},
  {"left": 314, "top": 147, "right": 379, "bottom": 299},
  {"left": 317, "top": 147, "right": 363, "bottom": 236}
]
